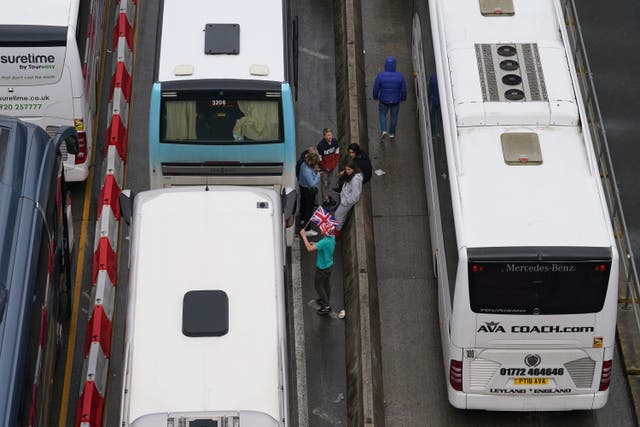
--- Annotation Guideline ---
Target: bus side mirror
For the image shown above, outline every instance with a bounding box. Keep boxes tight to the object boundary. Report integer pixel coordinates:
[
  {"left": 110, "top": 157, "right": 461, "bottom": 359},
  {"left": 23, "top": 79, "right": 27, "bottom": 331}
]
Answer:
[
  {"left": 51, "top": 126, "right": 79, "bottom": 155},
  {"left": 64, "top": 135, "right": 79, "bottom": 156},
  {"left": 119, "top": 189, "right": 133, "bottom": 225},
  {"left": 281, "top": 187, "right": 297, "bottom": 227}
]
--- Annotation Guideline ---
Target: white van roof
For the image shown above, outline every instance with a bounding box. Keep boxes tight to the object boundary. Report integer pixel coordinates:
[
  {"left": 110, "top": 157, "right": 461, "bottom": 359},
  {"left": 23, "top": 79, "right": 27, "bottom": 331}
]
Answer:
[
  {"left": 0, "top": 0, "right": 79, "bottom": 28},
  {"left": 126, "top": 186, "right": 285, "bottom": 424}
]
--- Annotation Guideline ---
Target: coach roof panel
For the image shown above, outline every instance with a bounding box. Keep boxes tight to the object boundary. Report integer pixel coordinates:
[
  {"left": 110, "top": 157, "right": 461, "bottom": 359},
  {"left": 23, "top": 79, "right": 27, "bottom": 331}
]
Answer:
[
  {"left": 441, "top": 0, "right": 579, "bottom": 126},
  {"left": 158, "top": 0, "right": 285, "bottom": 82},
  {"left": 457, "top": 126, "right": 612, "bottom": 248},
  {"left": 0, "top": 0, "right": 79, "bottom": 28},
  {"left": 126, "top": 186, "right": 284, "bottom": 424}
]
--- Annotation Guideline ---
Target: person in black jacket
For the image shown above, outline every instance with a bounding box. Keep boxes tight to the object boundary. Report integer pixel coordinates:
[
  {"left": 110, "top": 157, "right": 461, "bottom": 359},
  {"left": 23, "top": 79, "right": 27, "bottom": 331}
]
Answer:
[
  {"left": 332, "top": 143, "right": 372, "bottom": 197},
  {"left": 346, "top": 143, "right": 372, "bottom": 184}
]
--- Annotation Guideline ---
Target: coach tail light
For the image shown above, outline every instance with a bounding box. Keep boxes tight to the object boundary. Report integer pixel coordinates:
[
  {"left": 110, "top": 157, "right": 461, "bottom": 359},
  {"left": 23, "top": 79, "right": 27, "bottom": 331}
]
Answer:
[
  {"left": 599, "top": 360, "right": 612, "bottom": 391},
  {"left": 73, "top": 118, "right": 87, "bottom": 165},
  {"left": 450, "top": 359, "right": 463, "bottom": 391}
]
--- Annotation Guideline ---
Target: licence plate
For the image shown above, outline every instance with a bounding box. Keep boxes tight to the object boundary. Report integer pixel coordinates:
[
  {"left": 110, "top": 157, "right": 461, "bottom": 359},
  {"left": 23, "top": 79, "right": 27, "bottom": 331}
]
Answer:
[{"left": 514, "top": 377, "right": 548, "bottom": 385}]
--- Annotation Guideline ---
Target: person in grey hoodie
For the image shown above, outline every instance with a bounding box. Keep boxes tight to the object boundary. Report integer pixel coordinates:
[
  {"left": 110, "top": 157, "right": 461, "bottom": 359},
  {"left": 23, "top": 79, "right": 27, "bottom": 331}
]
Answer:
[
  {"left": 334, "top": 160, "right": 363, "bottom": 231},
  {"left": 372, "top": 55, "right": 407, "bottom": 141}
]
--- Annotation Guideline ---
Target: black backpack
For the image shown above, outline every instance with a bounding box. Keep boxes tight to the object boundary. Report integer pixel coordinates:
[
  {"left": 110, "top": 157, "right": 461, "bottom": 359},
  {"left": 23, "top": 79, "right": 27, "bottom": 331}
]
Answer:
[{"left": 295, "top": 151, "right": 306, "bottom": 179}]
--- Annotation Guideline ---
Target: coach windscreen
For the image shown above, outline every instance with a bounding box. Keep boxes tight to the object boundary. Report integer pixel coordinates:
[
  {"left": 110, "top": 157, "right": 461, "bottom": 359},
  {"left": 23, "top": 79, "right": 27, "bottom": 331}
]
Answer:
[
  {"left": 160, "top": 89, "right": 283, "bottom": 145},
  {"left": 0, "top": 25, "right": 66, "bottom": 86}
]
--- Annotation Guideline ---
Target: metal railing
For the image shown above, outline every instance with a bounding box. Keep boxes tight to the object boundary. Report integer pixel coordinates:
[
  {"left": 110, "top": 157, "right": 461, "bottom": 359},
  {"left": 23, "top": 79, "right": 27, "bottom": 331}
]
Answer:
[{"left": 560, "top": 0, "right": 640, "bottom": 332}]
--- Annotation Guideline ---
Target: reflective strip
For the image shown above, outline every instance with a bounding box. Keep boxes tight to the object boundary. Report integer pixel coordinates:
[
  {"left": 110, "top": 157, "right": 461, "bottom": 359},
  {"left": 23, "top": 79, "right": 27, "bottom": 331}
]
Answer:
[
  {"left": 92, "top": 237, "right": 117, "bottom": 285},
  {"left": 66, "top": 192, "right": 74, "bottom": 251},
  {"left": 109, "top": 61, "right": 132, "bottom": 102},
  {"left": 112, "top": 11, "right": 133, "bottom": 52},
  {"left": 84, "top": 305, "right": 113, "bottom": 357},
  {"left": 107, "top": 86, "right": 130, "bottom": 128},
  {"left": 92, "top": 271, "right": 116, "bottom": 321},
  {"left": 94, "top": 205, "right": 119, "bottom": 252},
  {"left": 115, "top": 28, "right": 133, "bottom": 71},
  {"left": 97, "top": 174, "right": 122, "bottom": 220},
  {"left": 119, "top": 0, "right": 137, "bottom": 27},
  {"left": 77, "top": 380, "right": 105, "bottom": 427},
  {"left": 80, "top": 342, "right": 109, "bottom": 396},
  {"left": 105, "top": 114, "right": 128, "bottom": 162},
  {"left": 103, "top": 145, "right": 125, "bottom": 188}
]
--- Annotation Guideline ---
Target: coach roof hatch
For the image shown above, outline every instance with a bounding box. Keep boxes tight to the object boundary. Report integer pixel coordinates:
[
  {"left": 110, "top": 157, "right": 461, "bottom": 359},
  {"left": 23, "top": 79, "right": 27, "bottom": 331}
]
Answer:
[
  {"left": 182, "top": 290, "right": 229, "bottom": 337},
  {"left": 204, "top": 23, "right": 239, "bottom": 55}
]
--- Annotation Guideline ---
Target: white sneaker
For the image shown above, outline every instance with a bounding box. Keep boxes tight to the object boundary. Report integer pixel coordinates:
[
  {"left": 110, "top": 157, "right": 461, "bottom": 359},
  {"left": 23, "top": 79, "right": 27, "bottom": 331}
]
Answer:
[
  {"left": 381, "top": 131, "right": 388, "bottom": 140},
  {"left": 305, "top": 230, "right": 318, "bottom": 237},
  {"left": 389, "top": 133, "right": 395, "bottom": 139}
]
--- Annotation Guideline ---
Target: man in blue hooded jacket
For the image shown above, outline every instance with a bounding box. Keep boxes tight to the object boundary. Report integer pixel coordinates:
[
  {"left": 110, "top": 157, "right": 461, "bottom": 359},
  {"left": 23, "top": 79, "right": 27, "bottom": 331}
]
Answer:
[{"left": 372, "top": 56, "right": 407, "bottom": 141}]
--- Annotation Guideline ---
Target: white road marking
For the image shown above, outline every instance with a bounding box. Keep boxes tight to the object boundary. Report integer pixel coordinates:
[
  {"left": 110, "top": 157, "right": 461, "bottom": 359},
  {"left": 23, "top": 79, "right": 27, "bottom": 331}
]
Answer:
[
  {"left": 300, "top": 46, "right": 330, "bottom": 60},
  {"left": 292, "top": 238, "right": 309, "bottom": 426}
]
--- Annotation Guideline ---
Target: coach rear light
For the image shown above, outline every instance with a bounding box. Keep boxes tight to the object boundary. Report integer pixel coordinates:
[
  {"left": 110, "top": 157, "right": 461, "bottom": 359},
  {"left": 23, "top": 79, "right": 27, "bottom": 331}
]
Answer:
[
  {"left": 471, "top": 264, "right": 484, "bottom": 273},
  {"left": 450, "top": 359, "right": 463, "bottom": 391},
  {"left": 599, "top": 360, "right": 612, "bottom": 391},
  {"left": 74, "top": 119, "right": 87, "bottom": 164}
]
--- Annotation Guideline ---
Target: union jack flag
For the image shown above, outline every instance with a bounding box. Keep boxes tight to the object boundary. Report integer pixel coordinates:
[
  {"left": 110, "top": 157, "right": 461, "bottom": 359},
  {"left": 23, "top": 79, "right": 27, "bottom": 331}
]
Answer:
[{"left": 310, "top": 206, "right": 339, "bottom": 234}]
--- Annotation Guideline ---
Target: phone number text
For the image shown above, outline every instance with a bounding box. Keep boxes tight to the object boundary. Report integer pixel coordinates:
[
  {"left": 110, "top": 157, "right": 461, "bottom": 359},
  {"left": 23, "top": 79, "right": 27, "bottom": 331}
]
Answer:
[{"left": 0, "top": 103, "right": 43, "bottom": 111}]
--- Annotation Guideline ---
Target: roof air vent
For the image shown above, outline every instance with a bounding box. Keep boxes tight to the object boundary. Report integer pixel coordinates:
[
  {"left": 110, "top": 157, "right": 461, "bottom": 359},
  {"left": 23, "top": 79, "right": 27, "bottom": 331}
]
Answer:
[
  {"left": 204, "top": 23, "right": 240, "bottom": 55},
  {"left": 479, "top": 0, "right": 515, "bottom": 16},
  {"left": 504, "top": 89, "right": 525, "bottom": 101},
  {"left": 182, "top": 290, "right": 229, "bottom": 337},
  {"left": 497, "top": 45, "right": 517, "bottom": 57},
  {"left": 502, "top": 74, "right": 522, "bottom": 86},
  {"left": 499, "top": 59, "right": 519, "bottom": 71},
  {"left": 501, "top": 133, "right": 542, "bottom": 165},
  {"left": 476, "top": 43, "right": 548, "bottom": 102}
]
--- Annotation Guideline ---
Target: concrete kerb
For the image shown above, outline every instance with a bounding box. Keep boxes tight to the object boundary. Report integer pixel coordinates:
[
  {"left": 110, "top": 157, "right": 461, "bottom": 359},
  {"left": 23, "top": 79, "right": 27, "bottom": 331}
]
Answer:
[
  {"left": 77, "top": 342, "right": 109, "bottom": 427},
  {"left": 291, "top": 239, "right": 309, "bottom": 427},
  {"left": 617, "top": 304, "right": 640, "bottom": 425},
  {"left": 333, "top": 0, "right": 385, "bottom": 425}
]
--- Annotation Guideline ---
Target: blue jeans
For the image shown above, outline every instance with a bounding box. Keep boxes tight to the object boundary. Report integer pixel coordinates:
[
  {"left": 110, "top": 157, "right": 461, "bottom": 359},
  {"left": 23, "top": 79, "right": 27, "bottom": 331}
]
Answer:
[{"left": 378, "top": 102, "right": 400, "bottom": 134}]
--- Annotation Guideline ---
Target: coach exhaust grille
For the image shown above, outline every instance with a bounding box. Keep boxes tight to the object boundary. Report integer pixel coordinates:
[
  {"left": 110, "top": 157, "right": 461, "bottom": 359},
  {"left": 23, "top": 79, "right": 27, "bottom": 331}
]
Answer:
[
  {"left": 469, "top": 358, "right": 500, "bottom": 389},
  {"left": 161, "top": 162, "right": 283, "bottom": 177},
  {"left": 564, "top": 357, "right": 596, "bottom": 388},
  {"left": 476, "top": 43, "right": 548, "bottom": 102}
]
